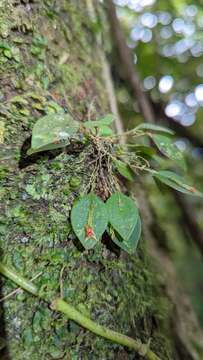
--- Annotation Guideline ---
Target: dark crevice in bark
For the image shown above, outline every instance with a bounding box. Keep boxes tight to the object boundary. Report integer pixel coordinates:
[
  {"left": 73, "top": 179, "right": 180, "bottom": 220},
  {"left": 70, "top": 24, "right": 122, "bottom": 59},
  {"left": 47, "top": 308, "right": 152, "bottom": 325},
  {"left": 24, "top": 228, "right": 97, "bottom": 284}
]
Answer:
[{"left": 18, "top": 136, "right": 63, "bottom": 169}]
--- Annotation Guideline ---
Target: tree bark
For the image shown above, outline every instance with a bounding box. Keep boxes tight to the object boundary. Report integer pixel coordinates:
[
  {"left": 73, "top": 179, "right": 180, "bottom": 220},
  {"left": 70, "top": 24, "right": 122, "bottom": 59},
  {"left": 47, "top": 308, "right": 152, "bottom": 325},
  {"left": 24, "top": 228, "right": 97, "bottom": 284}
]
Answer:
[{"left": 0, "top": 1, "right": 202, "bottom": 359}]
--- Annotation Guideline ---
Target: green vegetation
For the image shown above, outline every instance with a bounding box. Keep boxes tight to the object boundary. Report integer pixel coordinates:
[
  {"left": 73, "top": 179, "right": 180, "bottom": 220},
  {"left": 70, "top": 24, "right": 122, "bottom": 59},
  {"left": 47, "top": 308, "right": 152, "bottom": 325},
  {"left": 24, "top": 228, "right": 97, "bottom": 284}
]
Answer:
[
  {"left": 26, "top": 111, "right": 201, "bottom": 253},
  {"left": 1, "top": 0, "right": 203, "bottom": 359},
  {"left": 0, "top": 1, "right": 174, "bottom": 358}
]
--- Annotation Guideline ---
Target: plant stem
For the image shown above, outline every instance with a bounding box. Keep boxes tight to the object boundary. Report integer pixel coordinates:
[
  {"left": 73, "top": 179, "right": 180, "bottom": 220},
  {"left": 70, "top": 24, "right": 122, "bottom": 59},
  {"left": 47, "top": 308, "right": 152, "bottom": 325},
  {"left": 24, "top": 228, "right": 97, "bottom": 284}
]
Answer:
[
  {"left": 0, "top": 262, "right": 161, "bottom": 360},
  {"left": 52, "top": 298, "right": 161, "bottom": 360},
  {"left": 0, "top": 263, "right": 38, "bottom": 296}
]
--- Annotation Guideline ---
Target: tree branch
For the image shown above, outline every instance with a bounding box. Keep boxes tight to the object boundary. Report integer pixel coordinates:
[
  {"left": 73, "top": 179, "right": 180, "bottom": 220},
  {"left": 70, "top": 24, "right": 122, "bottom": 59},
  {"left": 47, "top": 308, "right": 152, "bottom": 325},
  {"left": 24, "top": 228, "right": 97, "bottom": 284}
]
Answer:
[{"left": 106, "top": 0, "right": 155, "bottom": 124}]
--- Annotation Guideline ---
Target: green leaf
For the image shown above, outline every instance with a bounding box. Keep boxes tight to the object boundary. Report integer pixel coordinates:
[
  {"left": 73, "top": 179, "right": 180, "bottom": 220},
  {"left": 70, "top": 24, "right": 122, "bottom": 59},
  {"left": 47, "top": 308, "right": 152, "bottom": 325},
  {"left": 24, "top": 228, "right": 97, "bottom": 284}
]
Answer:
[
  {"left": 108, "top": 215, "right": 141, "bottom": 254},
  {"left": 151, "top": 155, "right": 184, "bottom": 171},
  {"left": 99, "top": 114, "right": 114, "bottom": 125},
  {"left": 135, "top": 123, "right": 174, "bottom": 135},
  {"left": 150, "top": 133, "right": 186, "bottom": 171},
  {"left": 106, "top": 192, "right": 138, "bottom": 240},
  {"left": 28, "top": 112, "right": 79, "bottom": 155},
  {"left": 133, "top": 145, "right": 156, "bottom": 158},
  {"left": 71, "top": 193, "right": 108, "bottom": 249},
  {"left": 152, "top": 170, "right": 203, "bottom": 196},
  {"left": 83, "top": 121, "right": 98, "bottom": 129},
  {"left": 114, "top": 159, "right": 135, "bottom": 181},
  {"left": 98, "top": 125, "right": 114, "bottom": 137},
  {"left": 83, "top": 114, "right": 114, "bottom": 129}
]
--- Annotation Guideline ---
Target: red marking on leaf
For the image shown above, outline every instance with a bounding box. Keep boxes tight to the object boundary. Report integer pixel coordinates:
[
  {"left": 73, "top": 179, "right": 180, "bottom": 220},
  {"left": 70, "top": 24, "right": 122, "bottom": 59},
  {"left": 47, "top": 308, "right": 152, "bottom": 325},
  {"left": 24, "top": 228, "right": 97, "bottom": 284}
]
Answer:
[{"left": 85, "top": 225, "right": 95, "bottom": 238}]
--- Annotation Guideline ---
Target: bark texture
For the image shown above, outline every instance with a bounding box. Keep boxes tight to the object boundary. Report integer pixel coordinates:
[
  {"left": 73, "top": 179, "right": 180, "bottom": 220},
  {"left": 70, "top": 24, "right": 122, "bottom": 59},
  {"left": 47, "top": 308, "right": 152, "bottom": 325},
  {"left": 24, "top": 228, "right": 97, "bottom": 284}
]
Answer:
[{"left": 0, "top": 1, "right": 200, "bottom": 359}]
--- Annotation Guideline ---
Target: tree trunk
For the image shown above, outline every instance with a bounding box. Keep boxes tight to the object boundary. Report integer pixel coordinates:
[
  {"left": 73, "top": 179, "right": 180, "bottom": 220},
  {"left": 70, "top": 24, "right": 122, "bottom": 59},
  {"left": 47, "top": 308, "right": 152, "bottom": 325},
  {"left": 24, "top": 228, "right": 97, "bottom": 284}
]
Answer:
[{"left": 0, "top": 1, "right": 202, "bottom": 359}]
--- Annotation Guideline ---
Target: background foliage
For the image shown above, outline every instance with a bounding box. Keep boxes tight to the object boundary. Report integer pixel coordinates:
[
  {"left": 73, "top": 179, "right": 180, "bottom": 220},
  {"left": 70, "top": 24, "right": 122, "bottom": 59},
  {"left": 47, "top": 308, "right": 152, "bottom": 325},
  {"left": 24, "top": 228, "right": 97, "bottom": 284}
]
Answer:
[{"left": 114, "top": 0, "right": 203, "bottom": 325}]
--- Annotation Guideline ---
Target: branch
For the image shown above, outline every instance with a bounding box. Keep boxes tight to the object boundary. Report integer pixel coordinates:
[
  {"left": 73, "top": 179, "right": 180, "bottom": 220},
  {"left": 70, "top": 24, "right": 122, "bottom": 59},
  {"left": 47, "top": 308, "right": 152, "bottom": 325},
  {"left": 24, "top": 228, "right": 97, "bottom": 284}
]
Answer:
[
  {"left": 0, "top": 262, "right": 161, "bottom": 360},
  {"left": 106, "top": 0, "right": 203, "bottom": 257},
  {"left": 106, "top": 0, "right": 155, "bottom": 124}
]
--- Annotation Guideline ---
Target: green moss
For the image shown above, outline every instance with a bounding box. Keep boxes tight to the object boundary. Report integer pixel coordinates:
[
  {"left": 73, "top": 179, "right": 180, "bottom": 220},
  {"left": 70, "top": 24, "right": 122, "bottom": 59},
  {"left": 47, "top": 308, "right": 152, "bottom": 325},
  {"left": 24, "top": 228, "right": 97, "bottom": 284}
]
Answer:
[{"left": 0, "top": 150, "right": 173, "bottom": 358}]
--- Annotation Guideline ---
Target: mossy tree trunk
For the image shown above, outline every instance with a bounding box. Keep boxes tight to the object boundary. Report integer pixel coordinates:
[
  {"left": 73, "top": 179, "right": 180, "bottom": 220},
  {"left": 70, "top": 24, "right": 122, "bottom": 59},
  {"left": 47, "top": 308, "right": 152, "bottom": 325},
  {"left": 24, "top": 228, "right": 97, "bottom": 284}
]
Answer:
[{"left": 0, "top": 1, "right": 202, "bottom": 359}]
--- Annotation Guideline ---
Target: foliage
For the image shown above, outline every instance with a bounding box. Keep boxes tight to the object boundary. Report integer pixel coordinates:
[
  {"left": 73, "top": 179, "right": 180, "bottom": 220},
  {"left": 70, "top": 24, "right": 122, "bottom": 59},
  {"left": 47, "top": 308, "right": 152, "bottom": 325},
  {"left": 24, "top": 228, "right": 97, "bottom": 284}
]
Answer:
[
  {"left": 0, "top": 1, "right": 176, "bottom": 359},
  {"left": 27, "top": 112, "right": 79, "bottom": 155},
  {"left": 71, "top": 193, "right": 108, "bottom": 249},
  {"left": 28, "top": 112, "right": 202, "bottom": 253}
]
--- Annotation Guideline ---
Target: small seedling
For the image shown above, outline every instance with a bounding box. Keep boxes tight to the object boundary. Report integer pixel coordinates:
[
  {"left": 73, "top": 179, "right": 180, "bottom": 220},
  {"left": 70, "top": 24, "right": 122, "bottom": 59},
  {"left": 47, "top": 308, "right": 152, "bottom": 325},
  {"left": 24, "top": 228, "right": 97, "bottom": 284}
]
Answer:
[{"left": 28, "top": 112, "right": 202, "bottom": 254}]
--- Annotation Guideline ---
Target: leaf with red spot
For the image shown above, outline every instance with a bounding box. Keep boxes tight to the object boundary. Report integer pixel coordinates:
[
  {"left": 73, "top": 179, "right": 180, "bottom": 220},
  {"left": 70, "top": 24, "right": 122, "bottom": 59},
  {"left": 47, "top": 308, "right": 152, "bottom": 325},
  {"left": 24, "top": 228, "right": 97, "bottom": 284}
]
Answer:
[{"left": 71, "top": 193, "right": 108, "bottom": 249}]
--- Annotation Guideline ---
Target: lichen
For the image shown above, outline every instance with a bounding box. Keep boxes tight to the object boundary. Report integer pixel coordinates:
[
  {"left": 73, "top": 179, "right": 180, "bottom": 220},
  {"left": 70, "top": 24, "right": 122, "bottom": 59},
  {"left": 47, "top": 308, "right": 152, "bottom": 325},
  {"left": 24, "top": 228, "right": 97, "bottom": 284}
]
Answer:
[{"left": 0, "top": 1, "right": 173, "bottom": 359}]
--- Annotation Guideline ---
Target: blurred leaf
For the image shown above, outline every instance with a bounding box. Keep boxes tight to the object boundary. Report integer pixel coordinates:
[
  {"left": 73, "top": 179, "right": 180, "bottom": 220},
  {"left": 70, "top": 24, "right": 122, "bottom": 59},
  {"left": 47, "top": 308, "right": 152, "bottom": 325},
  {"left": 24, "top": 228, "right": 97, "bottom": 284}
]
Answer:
[
  {"left": 83, "top": 114, "right": 114, "bottom": 129},
  {"left": 99, "top": 114, "right": 114, "bottom": 125},
  {"left": 114, "top": 159, "right": 135, "bottom": 181},
  {"left": 28, "top": 112, "right": 79, "bottom": 155},
  {"left": 133, "top": 145, "right": 156, "bottom": 158},
  {"left": 71, "top": 193, "right": 108, "bottom": 249},
  {"left": 98, "top": 125, "right": 114, "bottom": 137},
  {"left": 152, "top": 154, "right": 183, "bottom": 170},
  {"left": 150, "top": 133, "right": 186, "bottom": 171},
  {"left": 106, "top": 192, "right": 138, "bottom": 240},
  {"left": 152, "top": 170, "right": 203, "bottom": 196},
  {"left": 135, "top": 123, "right": 174, "bottom": 135}
]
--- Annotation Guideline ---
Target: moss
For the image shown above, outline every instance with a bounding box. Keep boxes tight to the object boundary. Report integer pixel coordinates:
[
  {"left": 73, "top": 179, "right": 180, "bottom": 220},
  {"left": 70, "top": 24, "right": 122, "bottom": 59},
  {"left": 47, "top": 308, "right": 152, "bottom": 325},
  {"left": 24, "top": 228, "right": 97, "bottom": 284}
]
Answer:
[
  {"left": 0, "top": 149, "right": 173, "bottom": 358},
  {"left": 0, "top": 0, "right": 173, "bottom": 359}
]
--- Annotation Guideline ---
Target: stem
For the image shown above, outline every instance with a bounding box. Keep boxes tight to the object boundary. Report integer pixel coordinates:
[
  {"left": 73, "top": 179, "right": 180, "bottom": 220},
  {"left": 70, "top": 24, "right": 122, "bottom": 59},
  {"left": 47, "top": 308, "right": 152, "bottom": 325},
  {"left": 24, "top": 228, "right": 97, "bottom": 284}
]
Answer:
[
  {"left": 0, "top": 262, "right": 161, "bottom": 360},
  {"left": 0, "top": 263, "right": 38, "bottom": 296},
  {"left": 52, "top": 298, "right": 160, "bottom": 360},
  {"left": 111, "top": 129, "right": 144, "bottom": 138}
]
